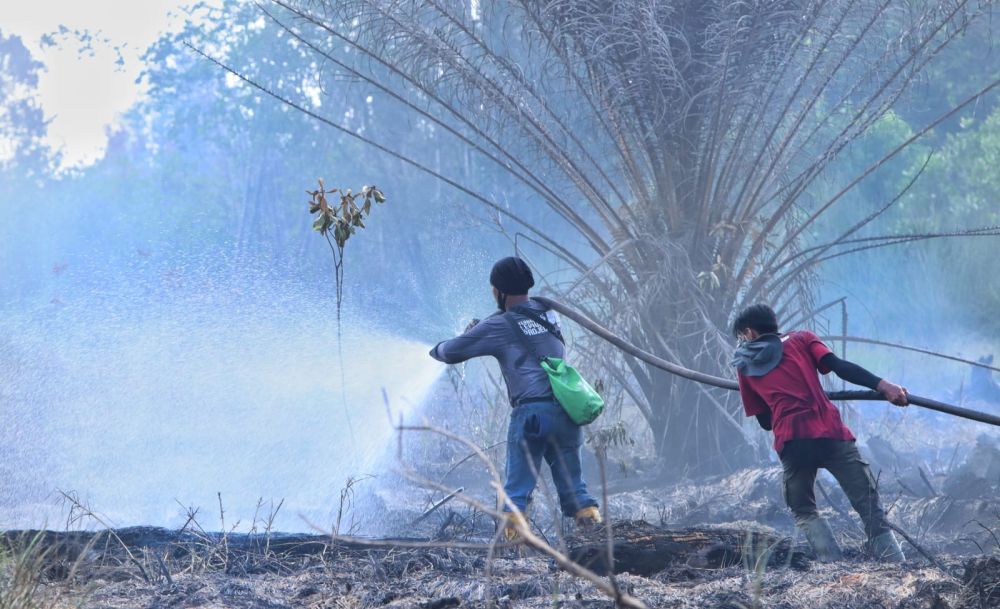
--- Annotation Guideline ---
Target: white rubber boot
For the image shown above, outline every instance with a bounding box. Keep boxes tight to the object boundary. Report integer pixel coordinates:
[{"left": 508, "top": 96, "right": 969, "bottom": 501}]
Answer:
[{"left": 869, "top": 531, "right": 905, "bottom": 563}]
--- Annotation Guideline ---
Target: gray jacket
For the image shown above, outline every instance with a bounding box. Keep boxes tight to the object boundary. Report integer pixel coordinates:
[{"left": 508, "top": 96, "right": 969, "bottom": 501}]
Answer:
[{"left": 430, "top": 300, "right": 563, "bottom": 406}]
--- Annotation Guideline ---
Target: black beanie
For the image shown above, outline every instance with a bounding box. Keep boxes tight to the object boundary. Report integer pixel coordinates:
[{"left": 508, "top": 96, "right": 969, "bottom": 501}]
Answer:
[{"left": 489, "top": 256, "right": 535, "bottom": 295}]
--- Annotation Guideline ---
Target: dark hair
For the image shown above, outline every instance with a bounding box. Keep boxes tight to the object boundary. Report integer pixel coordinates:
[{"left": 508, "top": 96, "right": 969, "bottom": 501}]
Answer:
[
  {"left": 489, "top": 256, "right": 535, "bottom": 295},
  {"left": 732, "top": 303, "right": 779, "bottom": 337}
]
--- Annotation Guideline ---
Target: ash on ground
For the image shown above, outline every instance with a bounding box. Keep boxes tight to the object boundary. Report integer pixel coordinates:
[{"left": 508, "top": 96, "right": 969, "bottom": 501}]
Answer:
[{"left": 6, "top": 438, "right": 1000, "bottom": 609}]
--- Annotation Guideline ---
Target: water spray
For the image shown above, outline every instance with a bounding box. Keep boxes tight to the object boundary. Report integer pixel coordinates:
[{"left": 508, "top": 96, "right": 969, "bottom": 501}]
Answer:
[{"left": 533, "top": 296, "right": 1000, "bottom": 428}]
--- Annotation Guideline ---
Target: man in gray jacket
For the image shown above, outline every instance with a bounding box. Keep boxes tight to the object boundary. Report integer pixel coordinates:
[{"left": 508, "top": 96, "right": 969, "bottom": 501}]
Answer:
[{"left": 430, "top": 257, "right": 600, "bottom": 539}]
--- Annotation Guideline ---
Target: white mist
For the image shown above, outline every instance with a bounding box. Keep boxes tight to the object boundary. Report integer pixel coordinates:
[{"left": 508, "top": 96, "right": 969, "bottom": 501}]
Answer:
[{"left": 0, "top": 289, "right": 444, "bottom": 532}]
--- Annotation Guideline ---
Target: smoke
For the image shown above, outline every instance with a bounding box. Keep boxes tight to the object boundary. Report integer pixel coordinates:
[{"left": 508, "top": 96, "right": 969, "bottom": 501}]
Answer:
[
  {"left": 0, "top": 278, "right": 445, "bottom": 532},
  {"left": 813, "top": 240, "right": 1000, "bottom": 469}
]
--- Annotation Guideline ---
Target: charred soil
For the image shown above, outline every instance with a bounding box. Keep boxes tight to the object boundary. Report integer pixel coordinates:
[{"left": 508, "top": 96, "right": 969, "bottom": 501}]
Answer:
[{"left": 5, "top": 462, "right": 1000, "bottom": 609}]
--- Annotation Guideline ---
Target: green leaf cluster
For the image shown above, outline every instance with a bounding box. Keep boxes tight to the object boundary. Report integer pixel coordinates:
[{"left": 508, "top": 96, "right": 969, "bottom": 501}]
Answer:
[{"left": 307, "top": 180, "right": 386, "bottom": 248}]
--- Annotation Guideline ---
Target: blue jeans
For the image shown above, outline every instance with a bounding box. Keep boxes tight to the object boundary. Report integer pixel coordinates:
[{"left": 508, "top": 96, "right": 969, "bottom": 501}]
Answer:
[{"left": 503, "top": 400, "right": 598, "bottom": 516}]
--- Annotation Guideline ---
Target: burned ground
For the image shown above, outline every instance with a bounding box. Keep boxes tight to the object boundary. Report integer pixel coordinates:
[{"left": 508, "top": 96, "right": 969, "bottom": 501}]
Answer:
[
  {"left": 4, "top": 418, "right": 999, "bottom": 609},
  {"left": 4, "top": 457, "right": 1000, "bottom": 609}
]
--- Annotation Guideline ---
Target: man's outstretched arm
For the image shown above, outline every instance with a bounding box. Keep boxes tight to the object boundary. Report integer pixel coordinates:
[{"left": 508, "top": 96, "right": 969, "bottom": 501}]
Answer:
[
  {"left": 430, "top": 316, "right": 501, "bottom": 364},
  {"left": 819, "top": 353, "right": 908, "bottom": 405}
]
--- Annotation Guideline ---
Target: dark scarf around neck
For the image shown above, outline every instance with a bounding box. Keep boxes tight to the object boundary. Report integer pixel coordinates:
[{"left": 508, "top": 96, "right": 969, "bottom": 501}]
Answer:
[{"left": 731, "top": 333, "right": 784, "bottom": 377}]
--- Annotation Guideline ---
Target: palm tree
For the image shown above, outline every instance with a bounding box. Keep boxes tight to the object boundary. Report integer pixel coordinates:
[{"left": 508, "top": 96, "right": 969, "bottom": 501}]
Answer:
[{"left": 221, "top": 0, "right": 1000, "bottom": 473}]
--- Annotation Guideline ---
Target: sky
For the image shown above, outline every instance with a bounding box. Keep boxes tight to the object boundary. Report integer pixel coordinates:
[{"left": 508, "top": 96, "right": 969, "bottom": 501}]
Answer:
[{"left": 0, "top": 0, "right": 223, "bottom": 169}]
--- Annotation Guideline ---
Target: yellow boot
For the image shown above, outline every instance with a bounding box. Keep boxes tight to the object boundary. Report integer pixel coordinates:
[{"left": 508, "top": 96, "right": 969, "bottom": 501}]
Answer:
[
  {"left": 575, "top": 506, "right": 603, "bottom": 528},
  {"left": 502, "top": 511, "right": 528, "bottom": 542}
]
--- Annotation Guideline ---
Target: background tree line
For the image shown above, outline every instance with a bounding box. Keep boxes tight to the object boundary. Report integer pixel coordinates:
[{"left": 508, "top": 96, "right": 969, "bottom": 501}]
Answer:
[{"left": 1, "top": 0, "right": 999, "bottom": 477}]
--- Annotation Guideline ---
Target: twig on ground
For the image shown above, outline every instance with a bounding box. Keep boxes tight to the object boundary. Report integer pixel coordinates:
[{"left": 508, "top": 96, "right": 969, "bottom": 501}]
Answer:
[
  {"left": 596, "top": 446, "right": 621, "bottom": 603},
  {"left": 412, "top": 487, "right": 465, "bottom": 526},
  {"left": 436, "top": 442, "right": 507, "bottom": 488},
  {"left": 155, "top": 552, "right": 174, "bottom": 587},
  {"left": 59, "top": 490, "right": 151, "bottom": 583},
  {"left": 434, "top": 511, "right": 458, "bottom": 539},
  {"left": 918, "top": 466, "right": 938, "bottom": 496},
  {"left": 888, "top": 522, "right": 951, "bottom": 574}
]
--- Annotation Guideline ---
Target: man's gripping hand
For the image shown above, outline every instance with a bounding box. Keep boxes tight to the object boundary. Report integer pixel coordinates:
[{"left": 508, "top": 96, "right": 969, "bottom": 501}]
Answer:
[{"left": 877, "top": 379, "right": 909, "bottom": 406}]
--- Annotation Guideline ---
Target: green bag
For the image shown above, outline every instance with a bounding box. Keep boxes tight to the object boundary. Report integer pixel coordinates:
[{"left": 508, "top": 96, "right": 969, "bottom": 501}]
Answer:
[
  {"left": 539, "top": 357, "right": 605, "bottom": 425},
  {"left": 505, "top": 306, "right": 604, "bottom": 425}
]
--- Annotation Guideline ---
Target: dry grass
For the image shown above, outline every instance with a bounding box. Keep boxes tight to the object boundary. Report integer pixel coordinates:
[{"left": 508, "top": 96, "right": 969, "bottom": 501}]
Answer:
[
  {"left": 3, "top": 490, "right": 999, "bottom": 609},
  {"left": 0, "top": 531, "right": 52, "bottom": 609},
  {"left": 5, "top": 542, "right": 985, "bottom": 609},
  {"left": 0, "top": 530, "right": 92, "bottom": 609}
]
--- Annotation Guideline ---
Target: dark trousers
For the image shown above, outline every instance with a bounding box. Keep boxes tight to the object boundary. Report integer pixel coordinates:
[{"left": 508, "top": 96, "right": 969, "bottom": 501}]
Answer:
[{"left": 780, "top": 439, "right": 891, "bottom": 540}]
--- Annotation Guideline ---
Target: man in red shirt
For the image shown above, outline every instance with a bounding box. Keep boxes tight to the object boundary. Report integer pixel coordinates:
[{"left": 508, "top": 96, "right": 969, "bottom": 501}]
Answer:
[{"left": 732, "top": 304, "right": 909, "bottom": 562}]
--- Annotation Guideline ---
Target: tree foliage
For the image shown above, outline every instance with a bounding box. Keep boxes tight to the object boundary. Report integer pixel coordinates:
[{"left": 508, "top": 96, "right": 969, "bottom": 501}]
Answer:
[
  {"left": 2, "top": 0, "right": 998, "bottom": 474},
  {"left": 0, "top": 31, "right": 52, "bottom": 179},
  {"left": 238, "top": 0, "right": 1000, "bottom": 473}
]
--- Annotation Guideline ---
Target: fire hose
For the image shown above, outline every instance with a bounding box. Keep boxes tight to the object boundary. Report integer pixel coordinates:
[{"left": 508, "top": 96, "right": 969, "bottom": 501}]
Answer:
[{"left": 533, "top": 296, "right": 1000, "bottom": 428}]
